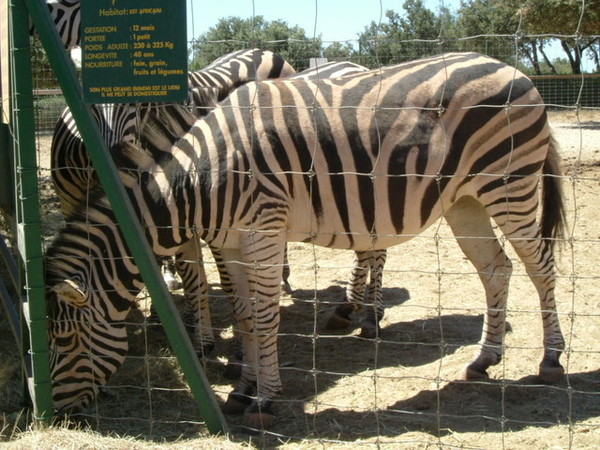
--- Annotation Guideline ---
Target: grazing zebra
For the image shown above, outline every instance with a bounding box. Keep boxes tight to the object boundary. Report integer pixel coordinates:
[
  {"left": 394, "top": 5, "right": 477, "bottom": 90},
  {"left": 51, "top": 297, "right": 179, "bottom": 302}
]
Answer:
[
  {"left": 51, "top": 48, "right": 297, "bottom": 217},
  {"left": 46, "top": 53, "right": 566, "bottom": 429},
  {"left": 29, "top": 0, "right": 80, "bottom": 49},
  {"left": 50, "top": 49, "right": 296, "bottom": 354}
]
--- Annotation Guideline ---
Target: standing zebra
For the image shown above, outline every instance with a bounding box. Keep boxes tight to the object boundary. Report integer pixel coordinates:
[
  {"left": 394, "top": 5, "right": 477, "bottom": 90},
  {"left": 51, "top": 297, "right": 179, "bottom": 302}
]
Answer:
[
  {"left": 46, "top": 53, "right": 566, "bottom": 428},
  {"left": 292, "top": 62, "right": 390, "bottom": 337}
]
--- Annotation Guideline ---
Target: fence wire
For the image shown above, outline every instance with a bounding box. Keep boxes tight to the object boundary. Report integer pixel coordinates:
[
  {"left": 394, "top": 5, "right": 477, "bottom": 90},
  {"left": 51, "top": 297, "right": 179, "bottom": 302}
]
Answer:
[{"left": 1, "top": 1, "right": 600, "bottom": 448}]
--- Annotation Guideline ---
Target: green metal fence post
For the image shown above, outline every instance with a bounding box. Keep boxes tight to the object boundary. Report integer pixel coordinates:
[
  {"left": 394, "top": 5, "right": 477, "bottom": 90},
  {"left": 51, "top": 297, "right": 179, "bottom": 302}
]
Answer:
[
  {"left": 0, "top": 122, "right": 14, "bottom": 221},
  {"left": 23, "top": 0, "right": 228, "bottom": 435},
  {"left": 9, "top": 0, "right": 53, "bottom": 422}
]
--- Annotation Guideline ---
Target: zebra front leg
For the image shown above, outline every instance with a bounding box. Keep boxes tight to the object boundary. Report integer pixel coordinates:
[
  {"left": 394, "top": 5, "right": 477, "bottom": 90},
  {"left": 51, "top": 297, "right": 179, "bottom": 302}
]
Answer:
[
  {"left": 210, "top": 247, "right": 244, "bottom": 380},
  {"left": 446, "top": 197, "right": 513, "bottom": 380},
  {"left": 176, "top": 240, "right": 215, "bottom": 356},
  {"left": 218, "top": 243, "right": 284, "bottom": 429}
]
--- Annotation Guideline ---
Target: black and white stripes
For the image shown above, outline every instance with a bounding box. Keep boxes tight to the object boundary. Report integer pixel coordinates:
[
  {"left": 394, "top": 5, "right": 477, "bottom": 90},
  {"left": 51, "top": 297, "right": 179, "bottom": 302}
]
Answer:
[
  {"left": 29, "top": 0, "right": 80, "bottom": 49},
  {"left": 46, "top": 53, "right": 566, "bottom": 428}
]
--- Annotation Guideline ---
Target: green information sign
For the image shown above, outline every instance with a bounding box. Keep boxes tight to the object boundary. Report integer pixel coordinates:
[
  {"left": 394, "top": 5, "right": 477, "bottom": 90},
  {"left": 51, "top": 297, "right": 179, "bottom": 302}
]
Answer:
[{"left": 81, "top": 0, "right": 187, "bottom": 103}]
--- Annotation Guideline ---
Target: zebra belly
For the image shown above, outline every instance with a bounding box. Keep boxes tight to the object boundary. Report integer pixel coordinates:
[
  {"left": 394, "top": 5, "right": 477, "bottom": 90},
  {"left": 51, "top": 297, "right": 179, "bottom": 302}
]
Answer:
[{"left": 286, "top": 230, "right": 416, "bottom": 251}]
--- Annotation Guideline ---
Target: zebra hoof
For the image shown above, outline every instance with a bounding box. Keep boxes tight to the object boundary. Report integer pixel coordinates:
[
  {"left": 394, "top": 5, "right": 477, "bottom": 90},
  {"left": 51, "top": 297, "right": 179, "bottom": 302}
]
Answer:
[
  {"left": 465, "top": 364, "right": 490, "bottom": 381},
  {"left": 538, "top": 362, "right": 565, "bottom": 384},
  {"left": 244, "top": 411, "right": 275, "bottom": 429},
  {"left": 243, "top": 401, "right": 275, "bottom": 429},
  {"left": 359, "top": 323, "right": 381, "bottom": 339},
  {"left": 325, "top": 303, "right": 354, "bottom": 331},
  {"left": 222, "top": 392, "right": 252, "bottom": 415},
  {"left": 325, "top": 312, "right": 352, "bottom": 331},
  {"left": 280, "top": 280, "right": 293, "bottom": 294},
  {"left": 223, "top": 362, "right": 243, "bottom": 380}
]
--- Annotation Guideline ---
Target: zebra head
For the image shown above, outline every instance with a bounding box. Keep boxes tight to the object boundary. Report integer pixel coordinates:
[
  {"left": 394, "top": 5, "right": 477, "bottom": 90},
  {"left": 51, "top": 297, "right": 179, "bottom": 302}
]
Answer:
[{"left": 45, "top": 196, "right": 142, "bottom": 413}]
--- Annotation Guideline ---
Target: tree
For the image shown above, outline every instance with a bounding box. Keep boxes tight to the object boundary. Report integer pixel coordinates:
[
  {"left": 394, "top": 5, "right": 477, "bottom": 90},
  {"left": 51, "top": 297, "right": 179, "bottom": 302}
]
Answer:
[
  {"left": 322, "top": 41, "right": 355, "bottom": 61},
  {"left": 521, "top": 0, "right": 600, "bottom": 74},
  {"left": 189, "top": 16, "right": 321, "bottom": 71},
  {"left": 356, "top": 0, "right": 449, "bottom": 68},
  {"left": 456, "top": 0, "right": 548, "bottom": 73}
]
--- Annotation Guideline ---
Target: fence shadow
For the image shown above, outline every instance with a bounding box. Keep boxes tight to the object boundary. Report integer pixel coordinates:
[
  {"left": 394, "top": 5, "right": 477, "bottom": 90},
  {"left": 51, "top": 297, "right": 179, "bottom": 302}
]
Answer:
[
  {"left": 294, "top": 368, "right": 600, "bottom": 442},
  {"left": 555, "top": 121, "right": 600, "bottom": 130},
  {"left": 98, "top": 280, "right": 556, "bottom": 443}
]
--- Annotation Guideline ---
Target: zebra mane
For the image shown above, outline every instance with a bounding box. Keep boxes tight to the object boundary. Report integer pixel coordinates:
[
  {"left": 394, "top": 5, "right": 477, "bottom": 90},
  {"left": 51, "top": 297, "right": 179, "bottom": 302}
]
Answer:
[
  {"left": 112, "top": 103, "right": 198, "bottom": 203},
  {"left": 113, "top": 103, "right": 197, "bottom": 172},
  {"left": 188, "top": 86, "right": 220, "bottom": 117}
]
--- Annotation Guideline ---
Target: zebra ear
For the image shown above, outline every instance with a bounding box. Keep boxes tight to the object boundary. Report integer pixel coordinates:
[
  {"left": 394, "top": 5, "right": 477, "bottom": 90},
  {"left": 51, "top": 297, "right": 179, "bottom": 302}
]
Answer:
[{"left": 52, "top": 279, "right": 89, "bottom": 308}]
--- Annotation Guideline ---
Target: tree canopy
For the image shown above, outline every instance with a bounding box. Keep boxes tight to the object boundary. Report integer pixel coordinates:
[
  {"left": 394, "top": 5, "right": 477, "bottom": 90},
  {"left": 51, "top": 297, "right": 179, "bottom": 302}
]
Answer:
[
  {"left": 190, "top": 0, "right": 599, "bottom": 74},
  {"left": 189, "top": 15, "right": 321, "bottom": 71}
]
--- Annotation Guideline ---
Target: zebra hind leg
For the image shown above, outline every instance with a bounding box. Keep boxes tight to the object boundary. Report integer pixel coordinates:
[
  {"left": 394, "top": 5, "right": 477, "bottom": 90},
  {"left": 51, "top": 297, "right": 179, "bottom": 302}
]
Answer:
[
  {"left": 445, "top": 197, "right": 513, "bottom": 380},
  {"left": 325, "top": 251, "right": 370, "bottom": 331},
  {"left": 175, "top": 242, "right": 216, "bottom": 356},
  {"left": 359, "top": 249, "right": 387, "bottom": 339},
  {"left": 497, "top": 218, "right": 565, "bottom": 383}
]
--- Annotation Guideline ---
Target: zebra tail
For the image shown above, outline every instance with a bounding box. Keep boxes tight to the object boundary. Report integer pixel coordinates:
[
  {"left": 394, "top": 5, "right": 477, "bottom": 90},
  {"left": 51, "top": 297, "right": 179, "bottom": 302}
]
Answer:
[{"left": 540, "top": 134, "right": 567, "bottom": 249}]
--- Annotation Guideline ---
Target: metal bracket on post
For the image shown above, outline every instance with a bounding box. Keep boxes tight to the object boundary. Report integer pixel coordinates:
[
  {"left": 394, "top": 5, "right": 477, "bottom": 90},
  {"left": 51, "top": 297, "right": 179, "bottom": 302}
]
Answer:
[{"left": 23, "top": 0, "right": 229, "bottom": 435}]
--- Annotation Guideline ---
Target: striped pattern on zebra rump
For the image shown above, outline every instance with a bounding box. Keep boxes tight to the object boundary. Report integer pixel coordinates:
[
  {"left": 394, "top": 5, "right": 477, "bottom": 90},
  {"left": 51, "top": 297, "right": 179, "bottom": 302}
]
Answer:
[{"left": 46, "top": 53, "right": 566, "bottom": 429}]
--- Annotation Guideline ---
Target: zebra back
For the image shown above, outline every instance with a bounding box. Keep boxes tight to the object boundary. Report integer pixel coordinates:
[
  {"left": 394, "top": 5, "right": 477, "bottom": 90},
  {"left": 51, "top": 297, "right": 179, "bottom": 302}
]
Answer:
[
  {"left": 188, "top": 48, "right": 297, "bottom": 102},
  {"left": 291, "top": 61, "right": 369, "bottom": 79},
  {"left": 135, "top": 52, "right": 562, "bottom": 250}
]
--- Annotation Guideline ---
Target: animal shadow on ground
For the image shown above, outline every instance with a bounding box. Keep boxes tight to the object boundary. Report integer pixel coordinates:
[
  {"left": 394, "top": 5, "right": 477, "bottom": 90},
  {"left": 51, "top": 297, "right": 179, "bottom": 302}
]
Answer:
[
  {"left": 299, "top": 369, "right": 600, "bottom": 442},
  {"left": 557, "top": 121, "right": 600, "bottom": 130},
  {"left": 90, "top": 281, "right": 533, "bottom": 442}
]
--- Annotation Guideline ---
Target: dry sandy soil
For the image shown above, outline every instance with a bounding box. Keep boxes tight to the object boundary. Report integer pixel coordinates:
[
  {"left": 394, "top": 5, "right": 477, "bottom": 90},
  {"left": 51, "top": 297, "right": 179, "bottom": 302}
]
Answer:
[{"left": 1, "top": 110, "right": 599, "bottom": 448}]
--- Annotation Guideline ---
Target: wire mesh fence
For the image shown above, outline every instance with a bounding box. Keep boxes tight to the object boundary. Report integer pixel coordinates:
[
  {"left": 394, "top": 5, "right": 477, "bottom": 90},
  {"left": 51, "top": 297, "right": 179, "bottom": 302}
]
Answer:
[{"left": 2, "top": 1, "right": 600, "bottom": 448}]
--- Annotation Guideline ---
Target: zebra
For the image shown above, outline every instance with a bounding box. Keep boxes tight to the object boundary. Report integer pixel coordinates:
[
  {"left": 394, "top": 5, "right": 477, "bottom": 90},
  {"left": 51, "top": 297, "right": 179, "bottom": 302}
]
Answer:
[
  {"left": 29, "top": 0, "right": 80, "bottom": 49},
  {"left": 51, "top": 48, "right": 297, "bottom": 218},
  {"left": 45, "top": 53, "right": 567, "bottom": 428},
  {"left": 50, "top": 49, "right": 296, "bottom": 354},
  {"left": 219, "top": 60, "right": 382, "bottom": 379},
  {"left": 292, "top": 61, "right": 391, "bottom": 338}
]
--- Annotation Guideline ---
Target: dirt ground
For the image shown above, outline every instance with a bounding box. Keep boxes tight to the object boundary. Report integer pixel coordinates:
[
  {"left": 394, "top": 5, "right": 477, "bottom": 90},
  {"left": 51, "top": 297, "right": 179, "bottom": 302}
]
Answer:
[{"left": 1, "top": 110, "right": 600, "bottom": 448}]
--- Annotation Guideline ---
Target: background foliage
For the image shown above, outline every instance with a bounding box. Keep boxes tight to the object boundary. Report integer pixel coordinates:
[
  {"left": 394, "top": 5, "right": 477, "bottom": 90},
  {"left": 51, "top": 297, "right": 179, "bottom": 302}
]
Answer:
[{"left": 190, "top": 0, "right": 600, "bottom": 74}]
